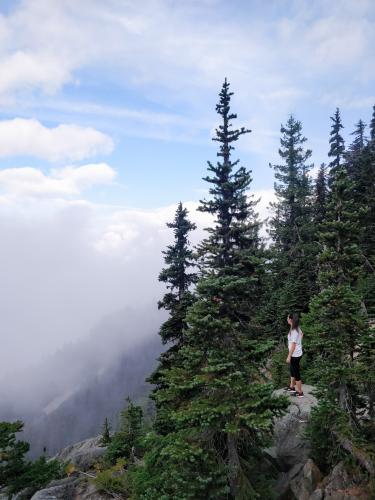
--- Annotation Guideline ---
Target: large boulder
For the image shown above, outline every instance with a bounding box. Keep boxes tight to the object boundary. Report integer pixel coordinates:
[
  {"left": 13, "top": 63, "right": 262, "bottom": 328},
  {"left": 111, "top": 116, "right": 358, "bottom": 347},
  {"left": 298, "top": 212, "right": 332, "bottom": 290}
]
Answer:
[
  {"left": 315, "top": 461, "right": 372, "bottom": 499},
  {"left": 289, "top": 459, "right": 322, "bottom": 500},
  {"left": 269, "top": 384, "right": 318, "bottom": 471},
  {"left": 30, "top": 476, "right": 110, "bottom": 500},
  {"left": 275, "top": 459, "right": 323, "bottom": 500},
  {"left": 53, "top": 435, "right": 107, "bottom": 471}
]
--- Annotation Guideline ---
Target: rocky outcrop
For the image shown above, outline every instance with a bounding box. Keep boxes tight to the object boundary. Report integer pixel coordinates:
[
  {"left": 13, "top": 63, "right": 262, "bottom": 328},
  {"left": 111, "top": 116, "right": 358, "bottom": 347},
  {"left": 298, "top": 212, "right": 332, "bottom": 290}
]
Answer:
[
  {"left": 276, "top": 459, "right": 322, "bottom": 499},
  {"left": 271, "top": 385, "right": 372, "bottom": 499},
  {"left": 317, "top": 461, "right": 372, "bottom": 499},
  {"left": 269, "top": 384, "right": 318, "bottom": 471},
  {"left": 52, "top": 435, "right": 107, "bottom": 471},
  {"left": 29, "top": 436, "right": 110, "bottom": 500},
  {"left": 30, "top": 476, "right": 110, "bottom": 500}
]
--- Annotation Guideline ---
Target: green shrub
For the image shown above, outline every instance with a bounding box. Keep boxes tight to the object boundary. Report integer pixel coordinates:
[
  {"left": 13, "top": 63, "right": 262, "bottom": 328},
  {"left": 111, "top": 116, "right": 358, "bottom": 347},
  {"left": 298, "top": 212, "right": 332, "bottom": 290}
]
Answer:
[
  {"left": 93, "top": 459, "right": 128, "bottom": 496},
  {"left": 1, "top": 420, "right": 65, "bottom": 498},
  {"left": 6, "top": 457, "right": 65, "bottom": 497}
]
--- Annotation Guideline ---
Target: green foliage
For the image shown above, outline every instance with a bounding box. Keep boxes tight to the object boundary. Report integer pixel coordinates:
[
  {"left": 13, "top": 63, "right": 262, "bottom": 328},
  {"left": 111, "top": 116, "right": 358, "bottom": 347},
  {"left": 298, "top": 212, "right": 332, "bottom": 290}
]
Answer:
[
  {"left": 345, "top": 122, "right": 375, "bottom": 316},
  {"left": 136, "top": 80, "right": 289, "bottom": 499},
  {"left": 147, "top": 202, "right": 197, "bottom": 434},
  {"left": 105, "top": 397, "right": 144, "bottom": 465},
  {"left": 0, "top": 420, "right": 64, "bottom": 498},
  {"left": 314, "top": 163, "right": 328, "bottom": 225},
  {"left": 303, "top": 165, "right": 375, "bottom": 469},
  {"left": 305, "top": 400, "right": 346, "bottom": 472},
  {"left": 267, "top": 114, "right": 318, "bottom": 335},
  {"left": 128, "top": 430, "right": 229, "bottom": 500},
  {"left": 6, "top": 457, "right": 65, "bottom": 498},
  {"left": 328, "top": 107, "right": 345, "bottom": 189},
  {"left": 93, "top": 458, "right": 129, "bottom": 496},
  {"left": 0, "top": 420, "right": 29, "bottom": 491},
  {"left": 370, "top": 105, "right": 375, "bottom": 142},
  {"left": 100, "top": 417, "right": 111, "bottom": 446}
]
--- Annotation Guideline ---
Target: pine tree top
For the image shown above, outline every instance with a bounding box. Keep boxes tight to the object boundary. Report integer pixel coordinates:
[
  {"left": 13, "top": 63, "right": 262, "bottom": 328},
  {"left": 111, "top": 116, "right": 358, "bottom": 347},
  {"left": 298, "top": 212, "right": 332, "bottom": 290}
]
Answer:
[
  {"left": 318, "top": 167, "right": 363, "bottom": 287},
  {"left": 272, "top": 114, "right": 313, "bottom": 182},
  {"left": 212, "top": 78, "right": 251, "bottom": 161},
  {"left": 197, "top": 79, "right": 260, "bottom": 270},
  {"left": 370, "top": 105, "right": 375, "bottom": 143},
  {"left": 349, "top": 119, "right": 366, "bottom": 153},
  {"left": 328, "top": 107, "right": 345, "bottom": 177}
]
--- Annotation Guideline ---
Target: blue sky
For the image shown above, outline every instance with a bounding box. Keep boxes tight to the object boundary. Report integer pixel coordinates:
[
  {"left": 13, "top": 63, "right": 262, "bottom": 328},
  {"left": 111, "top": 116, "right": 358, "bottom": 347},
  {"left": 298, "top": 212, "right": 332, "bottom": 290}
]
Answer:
[
  {"left": 0, "top": 0, "right": 374, "bottom": 374},
  {"left": 0, "top": 0, "right": 374, "bottom": 208}
]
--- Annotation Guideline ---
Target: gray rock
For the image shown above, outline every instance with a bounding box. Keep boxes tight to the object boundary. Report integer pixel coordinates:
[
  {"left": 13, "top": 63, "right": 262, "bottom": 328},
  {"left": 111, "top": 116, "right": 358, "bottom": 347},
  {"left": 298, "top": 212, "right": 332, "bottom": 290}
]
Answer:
[
  {"left": 270, "top": 385, "right": 318, "bottom": 470},
  {"left": 12, "top": 488, "right": 36, "bottom": 500},
  {"left": 319, "top": 461, "right": 372, "bottom": 499},
  {"left": 308, "top": 489, "right": 323, "bottom": 500},
  {"left": 52, "top": 436, "right": 107, "bottom": 471},
  {"left": 289, "top": 459, "right": 322, "bottom": 500},
  {"left": 30, "top": 476, "right": 110, "bottom": 500},
  {"left": 275, "top": 462, "right": 304, "bottom": 499},
  {"left": 275, "top": 459, "right": 323, "bottom": 500}
]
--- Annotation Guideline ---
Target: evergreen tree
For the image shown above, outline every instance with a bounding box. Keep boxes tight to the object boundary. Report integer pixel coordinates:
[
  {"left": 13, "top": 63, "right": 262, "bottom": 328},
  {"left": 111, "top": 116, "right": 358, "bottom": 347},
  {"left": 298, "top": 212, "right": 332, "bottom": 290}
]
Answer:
[
  {"left": 327, "top": 108, "right": 345, "bottom": 189},
  {"left": 196, "top": 82, "right": 260, "bottom": 270},
  {"left": 0, "top": 421, "right": 29, "bottom": 490},
  {"left": 303, "top": 167, "right": 373, "bottom": 469},
  {"left": 266, "top": 115, "right": 316, "bottom": 336},
  {"left": 147, "top": 202, "right": 197, "bottom": 433},
  {"left": 370, "top": 105, "right": 375, "bottom": 143},
  {"left": 100, "top": 417, "right": 111, "bottom": 446},
  {"left": 157, "top": 201, "right": 198, "bottom": 343},
  {"left": 349, "top": 119, "right": 366, "bottom": 155},
  {"left": 346, "top": 120, "right": 367, "bottom": 189},
  {"left": 0, "top": 420, "right": 63, "bottom": 497},
  {"left": 105, "top": 398, "right": 144, "bottom": 465},
  {"left": 314, "top": 163, "right": 328, "bottom": 225},
  {"left": 345, "top": 114, "right": 375, "bottom": 316},
  {"left": 133, "top": 80, "right": 288, "bottom": 499}
]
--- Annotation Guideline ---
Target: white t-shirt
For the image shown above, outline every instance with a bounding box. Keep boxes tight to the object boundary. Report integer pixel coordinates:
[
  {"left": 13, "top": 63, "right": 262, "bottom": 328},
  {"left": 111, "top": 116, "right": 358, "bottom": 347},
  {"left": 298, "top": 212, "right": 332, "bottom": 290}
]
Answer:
[{"left": 288, "top": 328, "right": 303, "bottom": 357}]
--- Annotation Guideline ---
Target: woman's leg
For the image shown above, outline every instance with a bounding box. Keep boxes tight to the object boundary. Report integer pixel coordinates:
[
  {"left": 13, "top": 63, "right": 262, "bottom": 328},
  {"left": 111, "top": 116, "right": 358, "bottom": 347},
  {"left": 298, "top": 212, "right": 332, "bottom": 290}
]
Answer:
[
  {"left": 292, "top": 356, "right": 302, "bottom": 393},
  {"left": 289, "top": 359, "right": 296, "bottom": 388}
]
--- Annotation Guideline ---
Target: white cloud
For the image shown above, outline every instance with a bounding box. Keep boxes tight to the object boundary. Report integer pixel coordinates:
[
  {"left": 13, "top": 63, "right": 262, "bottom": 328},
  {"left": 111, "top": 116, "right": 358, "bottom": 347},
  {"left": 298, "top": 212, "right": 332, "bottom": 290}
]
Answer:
[
  {"left": 1, "top": 0, "right": 370, "bottom": 105},
  {"left": 0, "top": 0, "right": 372, "bottom": 155},
  {"left": 0, "top": 163, "right": 116, "bottom": 198},
  {"left": 0, "top": 51, "right": 73, "bottom": 95},
  {"left": 0, "top": 118, "right": 114, "bottom": 161},
  {"left": 0, "top": 182, "right": 275, "bottom": 376}
]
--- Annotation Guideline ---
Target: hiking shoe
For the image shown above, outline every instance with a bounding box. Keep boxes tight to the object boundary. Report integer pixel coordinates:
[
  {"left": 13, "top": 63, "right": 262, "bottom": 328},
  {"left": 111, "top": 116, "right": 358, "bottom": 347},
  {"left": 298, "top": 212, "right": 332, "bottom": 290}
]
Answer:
[
  {"left": 292, "top": 391, "right": 304, "bottom": 398},
  {"left": 284, "top": 386, "right": 296, "bottom": 392}
]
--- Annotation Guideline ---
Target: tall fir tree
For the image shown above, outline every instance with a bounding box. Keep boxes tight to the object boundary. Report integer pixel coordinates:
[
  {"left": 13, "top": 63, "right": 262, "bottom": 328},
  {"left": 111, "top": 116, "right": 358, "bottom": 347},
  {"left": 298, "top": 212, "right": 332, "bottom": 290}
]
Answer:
[
  {"left": 105, "top": 397, "right": 144, "bottom": 465},
  {"left": 314, "top": 163, "right": 328, "bottom": 225},
  {"left": 100, "top": 417, "right": 111, "bottom": 446},
  {"left": 349, "top": 119, "right": 366, "bottom": 155},
  {"left": 302, "top": 167, "right": 374, "bottom": 470},
  {"left": 346, "top": 119, "right": 367, "bottom": 183},
  {"left": 132, "top": 80, "right": 288, "bottom": 499},
  {"left": 266, "top": 115, "right": 316, "bottom": 337},
  {"left": 370, "top": 105, "right": 375, "bottom": 143},
  {"left": 147, "top": 202, "right": 197, "bottom": 433},
  {"left": 327, "top": 108, "right": 345, "bottom": 189},
  {"left": 154, "top": 201, "right": 197, "bottom": 346},
  {"left": 345, "top": 113, "right": 375, "bottom": 316}
]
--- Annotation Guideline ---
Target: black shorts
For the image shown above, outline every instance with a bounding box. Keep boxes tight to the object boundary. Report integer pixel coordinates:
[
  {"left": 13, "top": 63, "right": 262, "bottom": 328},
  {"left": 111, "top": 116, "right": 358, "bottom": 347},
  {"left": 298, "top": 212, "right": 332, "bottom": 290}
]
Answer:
[{"left": 290, "top": 355, "right": 302, "bottom": 382}]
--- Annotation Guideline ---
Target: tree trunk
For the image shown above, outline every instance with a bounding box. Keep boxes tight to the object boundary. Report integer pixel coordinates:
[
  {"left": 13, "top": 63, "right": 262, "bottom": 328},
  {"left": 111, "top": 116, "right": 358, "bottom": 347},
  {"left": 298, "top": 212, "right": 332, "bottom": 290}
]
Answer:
[{"left": 227, "top": 434, "right": 240, "bottom": 498}]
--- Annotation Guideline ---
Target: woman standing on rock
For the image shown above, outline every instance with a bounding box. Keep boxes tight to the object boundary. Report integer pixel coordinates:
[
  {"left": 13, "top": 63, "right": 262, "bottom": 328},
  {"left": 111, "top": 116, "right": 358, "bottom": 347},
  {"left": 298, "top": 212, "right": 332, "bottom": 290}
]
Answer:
[{"left": 285, "top": 312, "right": 304, "bottom": 398}]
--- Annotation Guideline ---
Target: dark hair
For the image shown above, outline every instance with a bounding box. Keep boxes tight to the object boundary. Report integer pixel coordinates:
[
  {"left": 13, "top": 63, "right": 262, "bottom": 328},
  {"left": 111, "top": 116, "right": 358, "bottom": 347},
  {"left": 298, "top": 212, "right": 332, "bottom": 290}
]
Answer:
[{"left": 288, "top": 313, "right": 299, "bottom": 330}]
